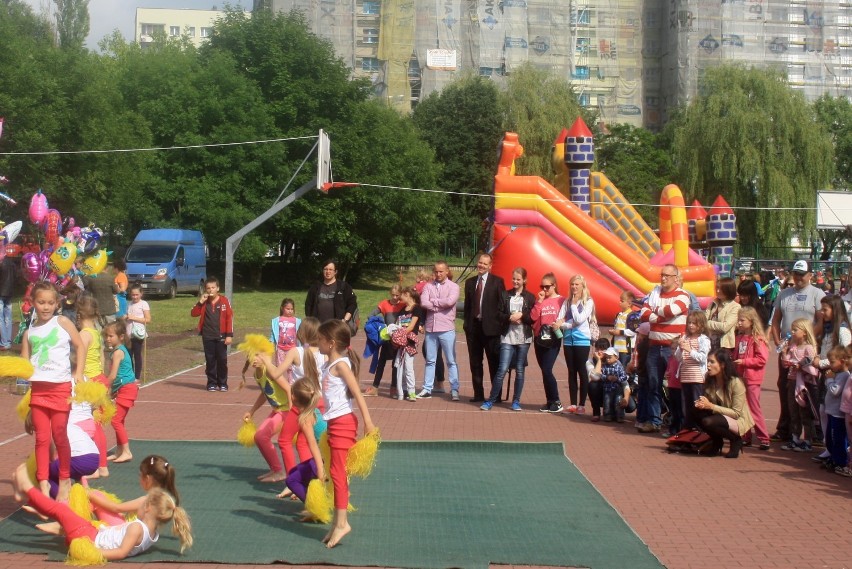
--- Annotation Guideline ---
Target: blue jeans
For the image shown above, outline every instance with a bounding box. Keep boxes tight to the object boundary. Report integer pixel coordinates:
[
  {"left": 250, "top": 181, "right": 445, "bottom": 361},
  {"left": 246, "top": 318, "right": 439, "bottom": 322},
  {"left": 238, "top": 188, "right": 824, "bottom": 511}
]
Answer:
[
  {"left": 534, "top": 342, "right": 562, "bottom": 404},
  {"left": 638, "top": 344, "right": 669, "bottom": 427},
  {"left": 423, "top": 330, "right": 458, "bottom": 392},
  {"left": 602, "top": 386, "right": 626, "bottom": 421},
  {"left": 0, "top": 296, "right": 12, "bottom": 348},
  {"left": 487, "top": 342, "right": 530, "bottom": 404}
]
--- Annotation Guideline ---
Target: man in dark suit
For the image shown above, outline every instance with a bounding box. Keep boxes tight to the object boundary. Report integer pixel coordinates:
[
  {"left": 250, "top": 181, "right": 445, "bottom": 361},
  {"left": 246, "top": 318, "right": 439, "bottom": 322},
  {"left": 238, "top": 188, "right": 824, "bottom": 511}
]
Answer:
[{"left": 463, "top": 253, "right": 505, "bottom": 402}]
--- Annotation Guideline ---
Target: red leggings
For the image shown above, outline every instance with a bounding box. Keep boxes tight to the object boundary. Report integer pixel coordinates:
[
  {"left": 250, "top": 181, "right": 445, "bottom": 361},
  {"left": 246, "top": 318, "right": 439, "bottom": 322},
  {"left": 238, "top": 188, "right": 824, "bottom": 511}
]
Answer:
[
  {"left": 112, "top": 383, "right": 139, "bottom": 445},
  {"left": 30, "top": 382, "right": 72, "bottom": 481},
  {"left": 26, "top": 488, "right": 98, "bottom": 546},
  {"left": 279, "top": 407, "right": 311, "bottom": 474},
  {"left": 327, "top": 413, "right": 357, "bottom": 510}
]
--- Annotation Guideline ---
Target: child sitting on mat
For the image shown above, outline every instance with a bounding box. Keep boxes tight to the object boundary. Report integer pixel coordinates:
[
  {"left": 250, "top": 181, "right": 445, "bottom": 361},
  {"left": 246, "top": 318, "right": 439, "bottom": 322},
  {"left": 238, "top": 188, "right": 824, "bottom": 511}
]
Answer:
[{"left": 11, "top": 462, "right": 192, "bottom": 561}]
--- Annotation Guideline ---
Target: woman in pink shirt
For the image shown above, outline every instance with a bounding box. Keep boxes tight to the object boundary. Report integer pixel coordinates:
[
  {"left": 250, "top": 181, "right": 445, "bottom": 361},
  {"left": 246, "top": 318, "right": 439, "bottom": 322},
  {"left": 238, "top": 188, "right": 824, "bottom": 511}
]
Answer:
[{"left": 530, "top": 272, "right": 564, "bottom": 414}]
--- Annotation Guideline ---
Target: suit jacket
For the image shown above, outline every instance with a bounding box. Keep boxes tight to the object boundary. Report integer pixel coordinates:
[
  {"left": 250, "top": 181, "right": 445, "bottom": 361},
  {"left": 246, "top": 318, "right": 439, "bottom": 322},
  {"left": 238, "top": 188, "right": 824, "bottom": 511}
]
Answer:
[{"left": 463, "top": 272, "right": 505, "bottom": 337}]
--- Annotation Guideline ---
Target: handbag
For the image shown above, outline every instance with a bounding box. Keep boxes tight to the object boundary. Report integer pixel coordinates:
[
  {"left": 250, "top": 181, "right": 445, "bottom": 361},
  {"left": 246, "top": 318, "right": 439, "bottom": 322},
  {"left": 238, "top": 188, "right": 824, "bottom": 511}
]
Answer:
[
  {"left": 589, "top": 305, "right": 600, "bottom": 342},
  {"left": 535, "top": 325, "right": 555, "bottom": 348},
  {"left": 130, "top": 322, "right": 147, "bottom": 340},
  {"left": 665, "top": 429, "right": 714, "bottom": 454}
]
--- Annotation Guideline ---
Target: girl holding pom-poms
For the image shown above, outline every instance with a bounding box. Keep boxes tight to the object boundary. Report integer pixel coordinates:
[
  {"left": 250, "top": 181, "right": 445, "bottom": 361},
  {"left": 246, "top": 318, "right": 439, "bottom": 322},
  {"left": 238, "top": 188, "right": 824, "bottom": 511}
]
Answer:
[
  {"left": 103, "top": 320, "right": 138, "bottom": 464},
  {"left": 316, "top": 319, "right": 376, "bottom": 548},
  {"left": 21, "top": 281, "right": 86, "bottom": 502},
  {"left": 284, "top": 379, "right": 328, "bottom": 519}
]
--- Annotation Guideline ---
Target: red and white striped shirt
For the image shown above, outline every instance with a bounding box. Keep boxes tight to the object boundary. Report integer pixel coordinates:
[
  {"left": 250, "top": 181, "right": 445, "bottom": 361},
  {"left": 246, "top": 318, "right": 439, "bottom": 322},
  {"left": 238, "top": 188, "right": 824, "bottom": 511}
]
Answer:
[{"left": 641, "top": 287, "right": 690, "bottom": 346}]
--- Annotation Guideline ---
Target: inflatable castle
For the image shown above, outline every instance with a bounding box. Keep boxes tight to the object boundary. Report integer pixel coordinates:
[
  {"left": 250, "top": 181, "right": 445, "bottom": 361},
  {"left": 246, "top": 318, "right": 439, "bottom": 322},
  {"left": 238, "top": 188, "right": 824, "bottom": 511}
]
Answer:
[{"left": 490, "top": 118, "right": 733, "bottom": 323}]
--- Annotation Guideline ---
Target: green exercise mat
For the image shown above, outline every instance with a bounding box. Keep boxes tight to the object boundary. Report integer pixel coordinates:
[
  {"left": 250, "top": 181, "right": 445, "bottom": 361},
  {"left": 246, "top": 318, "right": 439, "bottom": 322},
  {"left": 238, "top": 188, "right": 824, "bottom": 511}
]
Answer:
[{"left": 0, "top": 439, "right": 663, "bottom": 569}]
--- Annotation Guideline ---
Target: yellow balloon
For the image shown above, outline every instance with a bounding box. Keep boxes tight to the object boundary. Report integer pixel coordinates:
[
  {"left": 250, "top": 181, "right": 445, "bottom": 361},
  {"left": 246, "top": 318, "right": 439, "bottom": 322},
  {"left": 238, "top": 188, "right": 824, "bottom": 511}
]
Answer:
[
  {"left": 48, "top": 243, "right": 77, "bottom": 276},
  {"left": 81, "top": 250, "right": 108, "bottom": 276}
]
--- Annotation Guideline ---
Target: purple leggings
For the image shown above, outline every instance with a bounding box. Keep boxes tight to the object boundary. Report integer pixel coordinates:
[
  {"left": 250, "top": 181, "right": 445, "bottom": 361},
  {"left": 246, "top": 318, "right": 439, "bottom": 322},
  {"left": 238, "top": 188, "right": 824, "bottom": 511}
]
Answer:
[
  {"left": 285, "top": 459, "right": 318, "bottom": 502},
  {"left": 48, "top": 452, "right": 99, "bottom": 498}
]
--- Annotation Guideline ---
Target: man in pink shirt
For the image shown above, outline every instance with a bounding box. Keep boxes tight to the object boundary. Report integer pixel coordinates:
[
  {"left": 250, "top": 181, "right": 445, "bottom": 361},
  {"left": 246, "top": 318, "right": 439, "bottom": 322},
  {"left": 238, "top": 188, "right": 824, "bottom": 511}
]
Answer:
[{"left": 418, "top": 261, "right": 461, "bottom": 401}]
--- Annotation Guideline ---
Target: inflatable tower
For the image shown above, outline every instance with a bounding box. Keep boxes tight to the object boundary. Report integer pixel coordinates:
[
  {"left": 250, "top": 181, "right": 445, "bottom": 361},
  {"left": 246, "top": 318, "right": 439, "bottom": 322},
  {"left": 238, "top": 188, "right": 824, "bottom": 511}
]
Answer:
[
  {"left": 706, "top": 195, "right": 737, "bottom": 276},
  {"left": 564, "top": 118, "right": 594, "bottom": 214}
]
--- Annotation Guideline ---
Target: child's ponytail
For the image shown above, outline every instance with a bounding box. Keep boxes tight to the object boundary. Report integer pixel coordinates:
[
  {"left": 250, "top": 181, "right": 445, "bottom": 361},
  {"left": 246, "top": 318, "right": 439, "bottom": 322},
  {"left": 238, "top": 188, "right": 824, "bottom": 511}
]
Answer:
[
  {"left": 171, "top": 506, "right": 194, "bottom": 554},
  {"left": 146, "top": 488, "right": 193, "bottom": 553}
]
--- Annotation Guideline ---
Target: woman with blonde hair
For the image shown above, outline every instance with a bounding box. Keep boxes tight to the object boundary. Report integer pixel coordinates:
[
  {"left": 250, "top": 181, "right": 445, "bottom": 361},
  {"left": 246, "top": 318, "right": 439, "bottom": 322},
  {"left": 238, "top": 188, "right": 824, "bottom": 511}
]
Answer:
[{"left": 555, "top": 274, "right": 596, "bottom": 415}]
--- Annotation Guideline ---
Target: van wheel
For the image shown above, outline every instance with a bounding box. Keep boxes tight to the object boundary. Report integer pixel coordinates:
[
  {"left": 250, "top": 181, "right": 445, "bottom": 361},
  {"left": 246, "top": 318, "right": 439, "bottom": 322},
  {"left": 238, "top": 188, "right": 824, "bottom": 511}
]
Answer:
[{"left": 168, "top": 281, "right": 177, "bottom": 299}]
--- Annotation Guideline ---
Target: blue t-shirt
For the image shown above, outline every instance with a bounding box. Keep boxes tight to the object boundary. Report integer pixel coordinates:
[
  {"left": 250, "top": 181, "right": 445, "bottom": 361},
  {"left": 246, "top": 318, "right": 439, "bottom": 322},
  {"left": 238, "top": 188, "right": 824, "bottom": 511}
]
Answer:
[{"left": 111, "top": 344, "right": 136, "bottom": 393}]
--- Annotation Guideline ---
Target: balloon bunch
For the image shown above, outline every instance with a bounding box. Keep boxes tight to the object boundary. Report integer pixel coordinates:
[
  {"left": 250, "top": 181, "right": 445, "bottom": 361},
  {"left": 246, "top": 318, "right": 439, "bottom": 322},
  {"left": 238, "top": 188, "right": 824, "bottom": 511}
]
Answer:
[{"left": 19, "top": 189, "right": 108, "bottom": 286}]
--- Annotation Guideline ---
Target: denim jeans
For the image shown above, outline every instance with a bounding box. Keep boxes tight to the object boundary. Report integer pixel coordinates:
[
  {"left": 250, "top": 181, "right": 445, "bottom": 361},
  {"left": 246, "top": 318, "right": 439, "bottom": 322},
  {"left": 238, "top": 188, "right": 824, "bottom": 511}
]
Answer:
[
  {"left": 423, "top": 330, "right": 459, "bottom": 392},
  {"left": 0, "top": 296, "right": 12, "bottom": 348},
  {"left": 487, "top": 342, "right": 530, "bottom": 404},
  {"left": 534, "top": 342, "right": 562, "bottom": 404},
  {"left": 638, "top": 344, "right": 669, "bottom": 427},
  {"left": 602, "top": 387, "right": 626, "bottom": 421}
]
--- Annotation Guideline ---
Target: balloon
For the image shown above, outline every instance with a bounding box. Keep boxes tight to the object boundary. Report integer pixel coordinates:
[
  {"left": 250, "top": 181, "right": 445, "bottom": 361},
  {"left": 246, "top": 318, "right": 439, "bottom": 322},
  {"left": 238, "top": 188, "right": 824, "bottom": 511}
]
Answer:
[
  {"left": 28, "top": 190, "right": 48, "bottom": 224},
  {"left": 42, "top": 209, "right": 63, "bottom": 246},
  {"left": 21, "top": 252, "right": 42, "bottom": 283},
  {"left": 80, "top": 226, "right": 103, "bottom": 254},
  {"left": 5, "top": 243, "right": 21, "bottom": 258},
  {"left": 48, "top": 242, "right": 77, "bottom": 276},
  {"left": 80, "top": 250, "right": 108, "bottom": 276},
  {"left": 1, "top": 220, "right": 22, "bottom": 244}
]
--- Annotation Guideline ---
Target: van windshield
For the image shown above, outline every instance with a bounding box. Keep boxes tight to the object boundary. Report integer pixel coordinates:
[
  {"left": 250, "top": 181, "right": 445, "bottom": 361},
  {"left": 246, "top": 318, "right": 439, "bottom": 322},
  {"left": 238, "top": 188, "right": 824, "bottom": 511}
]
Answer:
[{"left": 126, "top": 245, "right": 176, "bottom": 263}]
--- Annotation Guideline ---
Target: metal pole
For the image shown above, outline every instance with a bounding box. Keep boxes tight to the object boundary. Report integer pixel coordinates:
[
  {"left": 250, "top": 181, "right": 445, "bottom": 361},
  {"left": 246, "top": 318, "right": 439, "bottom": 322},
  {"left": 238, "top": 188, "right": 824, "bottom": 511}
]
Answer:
[{"left": 224, "top": 179, "right": 317, "bottom": 301}]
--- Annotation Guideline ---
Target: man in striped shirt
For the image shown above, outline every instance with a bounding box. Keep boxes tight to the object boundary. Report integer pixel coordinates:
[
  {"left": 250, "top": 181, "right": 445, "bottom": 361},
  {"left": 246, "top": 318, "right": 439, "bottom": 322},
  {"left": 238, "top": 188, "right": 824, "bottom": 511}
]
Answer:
[{"left": 638, "top": 264, "right": 691, "bottom": 433}]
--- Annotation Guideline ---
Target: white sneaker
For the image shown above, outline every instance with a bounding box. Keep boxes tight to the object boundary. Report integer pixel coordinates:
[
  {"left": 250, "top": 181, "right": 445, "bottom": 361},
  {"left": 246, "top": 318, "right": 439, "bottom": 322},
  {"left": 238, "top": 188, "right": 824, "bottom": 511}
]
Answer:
[
  {"left": 417, "top": 389, "right": 432, "bottom": 399},
  {"left": 451, "top": 390, "right": 459, "bottom": 401}
]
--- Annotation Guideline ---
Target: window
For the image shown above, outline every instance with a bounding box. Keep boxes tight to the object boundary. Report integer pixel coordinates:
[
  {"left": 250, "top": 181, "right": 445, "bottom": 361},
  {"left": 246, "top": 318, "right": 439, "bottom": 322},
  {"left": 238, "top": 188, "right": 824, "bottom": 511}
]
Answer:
[
  {"left": 362, "top": 1, "right": 380, "bottom": 15},
  {"left": 140, "top": 23, "right": 164, "bottom": 36},
  {"left": 169, "top": 26, "right": 180, "bottom": 36},
  {"left": 572, "top": 65, "right": 590, "bottom": 80},
  {"left": 201, "top": 27, "right": 213, "bottom": 38},
  {"left": 187, "top": 27, "right": 196, "bottom": 37},
  {"left": 362, "top": 28, "right": 379, "bottom": 43},
  {"left": 579, "top": 93, "right": 590, "bottom": 106},
  {"left": 361, "top": 57, "right": 380, "bottom": 72}
]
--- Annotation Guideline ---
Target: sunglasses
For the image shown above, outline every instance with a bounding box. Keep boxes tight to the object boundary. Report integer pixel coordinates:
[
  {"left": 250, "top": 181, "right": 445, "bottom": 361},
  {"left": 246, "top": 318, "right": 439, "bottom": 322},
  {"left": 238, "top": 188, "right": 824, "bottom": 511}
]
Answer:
[{"left": 540, "top": 284, "right": 553, "bottom": 290}]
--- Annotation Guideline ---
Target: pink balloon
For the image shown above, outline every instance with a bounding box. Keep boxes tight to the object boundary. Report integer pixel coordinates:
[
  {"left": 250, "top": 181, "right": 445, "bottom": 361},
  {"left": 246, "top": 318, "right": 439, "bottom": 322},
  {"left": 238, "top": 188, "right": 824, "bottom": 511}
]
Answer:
[
  {"left": 21, "top": 252, "right": 42, "bottom": 283},
  {"left": 28, "top": 190, "right": 48, "bottom": 225}
]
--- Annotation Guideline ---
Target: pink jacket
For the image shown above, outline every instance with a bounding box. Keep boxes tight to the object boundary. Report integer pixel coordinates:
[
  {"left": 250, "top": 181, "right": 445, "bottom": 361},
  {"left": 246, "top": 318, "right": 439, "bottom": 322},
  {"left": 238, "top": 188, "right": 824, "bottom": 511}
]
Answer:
[
  {"left": 734, "top": 334, "right": 768, "bottom": 386},
  {"left": 420, "top": 278, "right": 460, "bottom": 333}
]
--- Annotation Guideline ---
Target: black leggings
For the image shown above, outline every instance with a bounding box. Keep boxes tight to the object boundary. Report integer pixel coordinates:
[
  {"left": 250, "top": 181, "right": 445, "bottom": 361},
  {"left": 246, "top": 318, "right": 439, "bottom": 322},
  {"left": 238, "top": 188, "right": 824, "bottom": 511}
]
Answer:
[
  {"left": 699, "top": 413, "right": 739, "bottom": 440},
  {"left": 130, "top": 338, "right": 144, "bottom": 380},
  {"left": 563, "top": 345, "right": 591, "bottom": 407}
]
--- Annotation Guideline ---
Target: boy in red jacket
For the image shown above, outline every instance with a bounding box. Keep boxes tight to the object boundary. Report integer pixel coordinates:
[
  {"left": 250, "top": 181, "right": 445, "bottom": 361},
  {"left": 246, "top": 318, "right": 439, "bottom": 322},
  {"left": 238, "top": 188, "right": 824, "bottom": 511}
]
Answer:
[{"left": 191, "top": 277, "right": 234, "bottom": 392}]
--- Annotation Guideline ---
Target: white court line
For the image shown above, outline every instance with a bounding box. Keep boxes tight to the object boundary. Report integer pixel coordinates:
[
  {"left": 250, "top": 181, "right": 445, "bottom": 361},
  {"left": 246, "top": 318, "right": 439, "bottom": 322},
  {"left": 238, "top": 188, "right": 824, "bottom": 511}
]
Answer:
[{"left": 0, "top": 433, "right": 29, "bottom": 448}]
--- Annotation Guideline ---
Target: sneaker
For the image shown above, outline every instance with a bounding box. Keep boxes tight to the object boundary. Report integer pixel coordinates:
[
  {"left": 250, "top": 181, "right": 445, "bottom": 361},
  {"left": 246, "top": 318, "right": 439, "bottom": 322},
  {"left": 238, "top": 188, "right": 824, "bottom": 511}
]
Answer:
[
  {"left": 406, "top": 392, "right": 417, "bottom": 402},
  {"left": 416, "top": 389, "right": 431, "bottom": 399},
  {"left": 511, "top": 402, "right": 522, "bottom": 411},
  {"left": 207, "top": 385, "right": 218, "bottom": 392},
  {"left": 835, "top": 466, "right": 852, "bottom": 477},
  {"left": 451, "top": 390, "right": 460, "bottom": 401},
  {"left": 539, "top": 403, "right": 552, "bottom": 413},
  {"left": 575, "top": 406, "right": 585, "bottom": 415},
  {"left": 549, "top": 401, "right": 564, "bottom": 413},
  {"left": 638, "top": 423, "right": 661, "bottom": 433},
  {"left": 363, "top": 386, "right": 379, "bottom": 397},
  {"left": 811, "top": 452, "right": 831, "bottom": 463},
  {"left": 480, "top": 401, "right": 493, "bottom": 411},
  {"left": 565, "top": 405, "right": 578, "bottom": 414},
  {"left": 792, "top": 441, "right": 813, "bottom": 453},
  {"left": 220, "top": 386, "right": 228, "bottom": 392},
  {"left": 634, "top": 422, "right": 646, "bottom": 430}
]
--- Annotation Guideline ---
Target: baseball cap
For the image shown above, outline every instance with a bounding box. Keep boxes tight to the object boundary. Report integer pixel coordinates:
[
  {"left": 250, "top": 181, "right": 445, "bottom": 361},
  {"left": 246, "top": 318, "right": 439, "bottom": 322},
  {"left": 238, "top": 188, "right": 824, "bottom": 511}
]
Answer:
[
  {"left": 604, "top": 347, "right": 619, "bottom": 357},
  {"left": 792, "top": 260, "right": 809, "bottom": 274}
]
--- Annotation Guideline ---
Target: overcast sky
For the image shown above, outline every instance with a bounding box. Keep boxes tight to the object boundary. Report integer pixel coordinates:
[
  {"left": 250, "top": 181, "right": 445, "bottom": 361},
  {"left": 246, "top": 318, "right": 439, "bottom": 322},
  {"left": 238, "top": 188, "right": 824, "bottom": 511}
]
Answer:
[{"left": 22, "top": 0, "right": 252, "bottom": 50}]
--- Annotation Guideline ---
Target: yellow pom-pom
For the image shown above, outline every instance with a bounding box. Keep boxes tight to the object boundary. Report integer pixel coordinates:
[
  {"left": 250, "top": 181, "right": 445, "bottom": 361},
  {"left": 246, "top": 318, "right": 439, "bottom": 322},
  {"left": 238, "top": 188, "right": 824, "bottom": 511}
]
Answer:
[
  {"left": 69, "top": 484, "right": 92, "bottom": 521},
  {"left": 93, "top": 400, "right": 116, "bottom": 426},
  {"left": 305, "top": 479, "right": 333, "bottom": 524},
  {"left": 346, "top": 427, "right": 381, "bottom": 478},
  {"left": 237, "top": 419, "right": 257, "bottom": 447},
  {"left": 72, "top": 381, "right": 108, "bottom": 407},
  {"left": 319, "top": 431, "right": 331, "bottom": 472},
  {"left": 16, "top": 388, "right": 31, "bottom": 423},
  {"left": 66, "top": 537, "right": 106, "bottom": 566},
  {"left": 0, "top": 355, "right": 34, "bottom": 380},
  {"left": 26, "top": 453, "right": 37, "bottom": 484},
  {"left": 237, "top": 334, "right": 274, "bottom": 361}
]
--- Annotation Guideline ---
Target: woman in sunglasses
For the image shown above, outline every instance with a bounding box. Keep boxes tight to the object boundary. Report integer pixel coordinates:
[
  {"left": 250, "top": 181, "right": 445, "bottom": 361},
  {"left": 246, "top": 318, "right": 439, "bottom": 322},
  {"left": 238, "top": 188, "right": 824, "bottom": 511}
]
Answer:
[{"left": 530, "top": 273, "right": 565, "bottom": 413}]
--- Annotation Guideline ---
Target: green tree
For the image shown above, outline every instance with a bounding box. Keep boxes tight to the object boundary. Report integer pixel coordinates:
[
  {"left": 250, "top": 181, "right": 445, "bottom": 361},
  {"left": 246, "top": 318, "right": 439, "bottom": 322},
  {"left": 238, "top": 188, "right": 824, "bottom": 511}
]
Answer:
[
  {"left": 812, "top": 95, "right": 852, "bottom": 259},
  {"left": 54, "top": 0, "right": 90, "bottom": 50},
  {"left": 595, "top": 123, "right": 673, "bottom": 223},
  {"left": 670, "top": 65, "right": 833, "bottom": 255},
  {"left": 412, "top": 74, "right": 503, "bottom": 253},
  {"left": 499, "top": 64, "right": 593, "bottom": 179}
]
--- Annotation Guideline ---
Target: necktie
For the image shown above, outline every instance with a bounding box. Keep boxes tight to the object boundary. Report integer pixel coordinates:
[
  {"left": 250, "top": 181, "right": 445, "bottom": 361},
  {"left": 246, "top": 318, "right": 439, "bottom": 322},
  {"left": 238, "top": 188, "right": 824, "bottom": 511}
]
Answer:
[{"left": 473, "top": 277, "right": 483, "bottom": 320}]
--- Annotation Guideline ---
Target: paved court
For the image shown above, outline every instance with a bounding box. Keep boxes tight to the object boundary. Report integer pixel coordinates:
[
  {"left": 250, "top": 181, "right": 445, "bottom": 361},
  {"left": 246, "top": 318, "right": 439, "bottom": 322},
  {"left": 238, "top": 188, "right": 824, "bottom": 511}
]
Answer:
[{"left": 0, "top": 333, "right": 850, "bottom": 569}]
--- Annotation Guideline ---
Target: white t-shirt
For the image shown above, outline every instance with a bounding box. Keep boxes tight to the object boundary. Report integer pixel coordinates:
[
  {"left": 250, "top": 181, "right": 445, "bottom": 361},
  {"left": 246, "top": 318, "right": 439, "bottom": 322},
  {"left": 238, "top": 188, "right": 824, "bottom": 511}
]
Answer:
[
  {"left": 321, "top": 357, "right": 353, "bottom": 421},
  {"left": 774, "top": 284, "right": 825, "bottom": 335},
  {"left": 126, "top": 300, "right": 150, "bottom": 338},
  {"left": 28, "top": 316, "right": 72, "bottom": 383}
]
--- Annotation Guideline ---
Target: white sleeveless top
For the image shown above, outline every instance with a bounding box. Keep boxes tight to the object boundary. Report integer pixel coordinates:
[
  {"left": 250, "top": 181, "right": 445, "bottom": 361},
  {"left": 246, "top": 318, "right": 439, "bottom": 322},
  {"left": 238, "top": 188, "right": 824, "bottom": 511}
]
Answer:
[
  {"left": 321, "top": 357, "right": 353, "bottom": 422},
  {"left": 290, "top": 346, "right": 325, "bottom": 385},
  {"left": 28, "top": 316, "right": 72, "bottom": 383},
  {"left": 67, "top": 421, "right": 99, "bottom": 457},
  {"left": 95, "top": 519, "right": 159, "bottom": 557}
]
